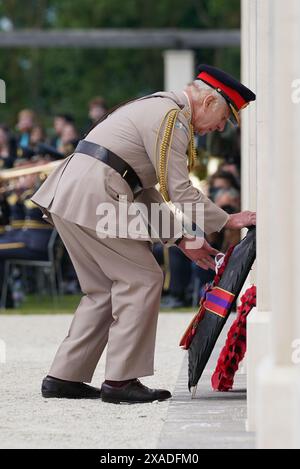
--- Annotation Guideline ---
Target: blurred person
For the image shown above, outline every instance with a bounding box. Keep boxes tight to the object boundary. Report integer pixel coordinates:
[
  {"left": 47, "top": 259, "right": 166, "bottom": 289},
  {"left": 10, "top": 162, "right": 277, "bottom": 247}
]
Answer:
[
  {"left": 16, "top": 125, "right": 60, "bottom": 162},
  {"left": 207, "top": 175, "right": 241, "bottom": 253},
  {"left": 0, "top": 173, "right": 53, "bottom": 308},
  {"left": 152, "top": 242, "right": 193, "bottom": 308},
  {"left": 189, "top": 157, "right": 209, "bottom": 193},
  {"left": 31, "top": 64, "right": 256, "bottom": 403},
  {"left": 209, "top": 170, "right": 240, "bottom": 202},
  {"left": 57, "top": 123, "right": 79, "bottom": 156},
  {"left": 0, "top": 124, "right": 17, "bottom": 168},
  {"left": 30, "top": 125, "right": 46, "bottom": 147},
  {"left": 219, "top": 160, "right": 240, "bottom": 179},
  {"left": 15, "top": 109, "right": 37, "bottom": 149},
  {"left": 51, "top": 114, "right": 74, "bottom": 149},
  {"left": 88, "top": 96, "right": 108, "bottom": 126},
  {"left": 0, "top": 180, "right": 26, "bottom": 241},
  {"left": 206, "top": 120, "right": 241, "bottom": 167},
  {"left": 28, "top": 125, "right": 62, "bottom": 161},
  {"left": 215, "top": 190, "right": 242, "bottom": 252},
  {"left": 160, "top": 246, "right": 192, "bottom": 308},
  {"left": 215, "top": 187, "right": 240, "bottom": 212}
]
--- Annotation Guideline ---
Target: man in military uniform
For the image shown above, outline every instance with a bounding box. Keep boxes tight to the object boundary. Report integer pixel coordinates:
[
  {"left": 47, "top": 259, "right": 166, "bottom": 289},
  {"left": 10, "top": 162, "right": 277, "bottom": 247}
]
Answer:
[{"left": 31, "top": 65, "right": 256, "bottom": 404}]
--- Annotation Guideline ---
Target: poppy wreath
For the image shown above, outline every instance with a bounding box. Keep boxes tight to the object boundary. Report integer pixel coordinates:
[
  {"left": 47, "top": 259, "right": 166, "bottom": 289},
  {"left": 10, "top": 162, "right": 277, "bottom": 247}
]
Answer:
[
  {"left": 211, "top": 284, "right": 256, "bottom": 391},
  {"left": 180, "top": 245, "right": 235, "bottom": 350}
]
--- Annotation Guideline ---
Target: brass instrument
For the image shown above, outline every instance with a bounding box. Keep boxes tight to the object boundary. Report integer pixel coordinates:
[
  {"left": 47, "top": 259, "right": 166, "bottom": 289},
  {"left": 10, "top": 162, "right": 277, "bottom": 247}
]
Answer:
[
  {"left": 0, "top": 158, "right": 64, "bottom": 196},
  {"left": 0, "top": 159, "right": 62, "bottom": 181}
]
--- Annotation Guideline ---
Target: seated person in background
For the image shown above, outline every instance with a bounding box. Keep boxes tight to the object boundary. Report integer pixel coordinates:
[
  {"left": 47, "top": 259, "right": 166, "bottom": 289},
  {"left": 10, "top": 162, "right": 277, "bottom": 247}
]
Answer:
[
  {"left": 0, "top": 194, "right": 10, "bottom": 237},
  {"left": 0, "top": 172, "right": 53, "bottom": 308},
  {"left": 57, "top": 123, "right": 79, "bottom": 156},
  {"left": 218, "top": 159, "right": 240, "bottom": 180},
  {"left": 15, "top": 109, "right": 37, "bottom": 150},
  {"left": 206, "top": 122, "right": 241, "bottom": 172},
  {"left": 0, "top": 124, "right": 17, "bottom": 169},
  {"left": 0, "top": 181, "right": 26, "bottom": 241},
  {"left": 208, "top": 169, "right": 240, "bottom": 202},
  {"left": 29, "top": 125, "right": 45, "bottom": 147},
  {"left": 213, "top": 188, "right": 241, "bottom": 252},
  {"left": 215, "top": 187, "right": 240, "bottom": 213},
  {"left": 87, "top": 96, "right": 108, "bottom": 128},
  {"left": 16, "top": 125, "right": 62, "bottom": 162},
  {"left": 207, "top": 171, "right": 241, "bottom": 252},
  {"left": 51, "top": 113, "right": 74, "bottom": 150},
  {"left": 158, "top": 169, "right": 242, "bottom": 309},
  {"left": 160, "top": 246, "right": 192, "bottom": 308}
]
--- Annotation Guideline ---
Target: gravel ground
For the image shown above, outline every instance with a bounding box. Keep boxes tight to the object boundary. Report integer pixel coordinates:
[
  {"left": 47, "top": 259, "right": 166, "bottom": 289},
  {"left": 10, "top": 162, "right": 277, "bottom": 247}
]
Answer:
[{"left": 0, "top": 312, "right": 192, "bottom": 449}]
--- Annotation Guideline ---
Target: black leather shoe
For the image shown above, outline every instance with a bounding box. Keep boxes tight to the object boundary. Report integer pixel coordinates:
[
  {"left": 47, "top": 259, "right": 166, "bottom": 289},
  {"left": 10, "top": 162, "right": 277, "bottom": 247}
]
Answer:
[
  {"left": 41, "top": 375, "right": 101, "bottom": 399},
  {"left": 101, "top": 379, "right": 172, "bottom": 404}
]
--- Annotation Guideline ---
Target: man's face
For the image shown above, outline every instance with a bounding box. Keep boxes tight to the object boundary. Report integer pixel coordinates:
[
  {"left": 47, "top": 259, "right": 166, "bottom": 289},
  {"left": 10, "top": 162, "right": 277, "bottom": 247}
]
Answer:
[{"left": 192, "top": 94, "right": 230, "bottom": 135}]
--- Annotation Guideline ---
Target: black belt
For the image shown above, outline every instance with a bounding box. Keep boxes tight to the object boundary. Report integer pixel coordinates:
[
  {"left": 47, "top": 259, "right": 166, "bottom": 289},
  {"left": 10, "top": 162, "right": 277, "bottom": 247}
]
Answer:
[{"left": 75, "top": 140, "right": 143, "bottom": 197}]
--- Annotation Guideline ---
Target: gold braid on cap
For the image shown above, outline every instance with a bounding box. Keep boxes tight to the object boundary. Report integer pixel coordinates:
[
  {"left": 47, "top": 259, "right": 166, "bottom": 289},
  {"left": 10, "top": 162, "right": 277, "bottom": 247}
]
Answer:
[
  {"left": 188, "top": 124, "right": 197, "bottom": 172},
  {"left": 156, "top": 108, "right": 179, "bottom": 202}
]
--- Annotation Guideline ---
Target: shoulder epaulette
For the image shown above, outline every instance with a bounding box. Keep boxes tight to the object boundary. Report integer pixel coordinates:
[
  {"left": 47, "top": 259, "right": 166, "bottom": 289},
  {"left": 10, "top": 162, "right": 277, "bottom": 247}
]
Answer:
[
  {"left": 156, "top": 108, "right": 180, "bottom": 202},
  {"left": 156, "top": 110, "right": 197, "bottom": 202}
]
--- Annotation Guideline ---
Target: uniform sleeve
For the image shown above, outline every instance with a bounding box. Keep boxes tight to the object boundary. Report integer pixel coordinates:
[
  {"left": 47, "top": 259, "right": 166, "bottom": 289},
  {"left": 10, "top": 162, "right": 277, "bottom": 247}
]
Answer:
[
  {"left": 143, "top": 110, "right": 229, "bottom": 236},
  {"left": 134, "top": 187, "right": 184, "bottom": 247}
]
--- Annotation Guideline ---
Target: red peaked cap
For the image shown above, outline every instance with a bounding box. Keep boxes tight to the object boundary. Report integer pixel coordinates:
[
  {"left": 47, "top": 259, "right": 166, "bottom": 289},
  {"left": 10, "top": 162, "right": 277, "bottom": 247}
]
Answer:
[{"left": 196, "top": 64, "right": 256, "bottom": 125}]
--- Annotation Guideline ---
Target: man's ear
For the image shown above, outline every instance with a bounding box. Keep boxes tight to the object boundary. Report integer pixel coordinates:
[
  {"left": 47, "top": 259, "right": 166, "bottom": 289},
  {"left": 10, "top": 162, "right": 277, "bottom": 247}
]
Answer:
[{"left": 203, "top": 94, "right": 216, "bottom": 109}]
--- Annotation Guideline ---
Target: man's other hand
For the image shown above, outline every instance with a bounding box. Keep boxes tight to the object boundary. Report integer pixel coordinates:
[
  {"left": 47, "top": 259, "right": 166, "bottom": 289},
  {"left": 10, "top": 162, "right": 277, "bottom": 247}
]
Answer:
[
  {"left": 177, "top": 236, "right": 218, "bottom": 271},
  {"left": 225, "top": 211, "right": 256, "bottom": 230}
]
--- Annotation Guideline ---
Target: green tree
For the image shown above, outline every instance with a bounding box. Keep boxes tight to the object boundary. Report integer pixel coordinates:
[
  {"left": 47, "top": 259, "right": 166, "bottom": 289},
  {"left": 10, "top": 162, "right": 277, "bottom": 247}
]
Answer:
[{"left": 0, "top": 0, "right": 240, "bottom": 130}]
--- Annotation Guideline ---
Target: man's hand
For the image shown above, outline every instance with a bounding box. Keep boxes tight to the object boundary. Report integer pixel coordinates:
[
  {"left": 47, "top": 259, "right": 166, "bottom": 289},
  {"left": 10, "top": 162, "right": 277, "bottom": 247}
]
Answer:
[
  {"left": 177, "top": 236, "right": 218, "bottom": 270},
  {"left": 225, "top": 211, "right": 256, "bottom": 230}
]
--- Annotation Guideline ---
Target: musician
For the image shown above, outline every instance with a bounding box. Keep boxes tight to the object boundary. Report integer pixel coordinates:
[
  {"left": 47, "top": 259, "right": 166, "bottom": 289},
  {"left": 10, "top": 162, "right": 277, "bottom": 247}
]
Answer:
[
  {"left": 51, "top": 113, "right": 75, "bottom": 150},
  {"left": 0, "top": 124, "right": 17, "bottom": 169},
  {"left": 0, "top": 171, "right": 53, "bottom": 308},
  {"left": 15, "top": 109, "right": 37, "bottom": 150}
]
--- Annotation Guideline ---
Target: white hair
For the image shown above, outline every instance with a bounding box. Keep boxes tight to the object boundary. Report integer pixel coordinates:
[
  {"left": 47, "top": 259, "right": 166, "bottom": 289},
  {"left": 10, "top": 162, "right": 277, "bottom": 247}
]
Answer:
[{"left": 187, "top": 79, "right": 227, "bottom": 111}]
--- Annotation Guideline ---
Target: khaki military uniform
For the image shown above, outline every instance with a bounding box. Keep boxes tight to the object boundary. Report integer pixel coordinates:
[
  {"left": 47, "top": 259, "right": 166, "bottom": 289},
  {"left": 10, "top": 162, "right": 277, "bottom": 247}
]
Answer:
[{"left": 31, "top": 91, "right": 229, "bottom": 382}]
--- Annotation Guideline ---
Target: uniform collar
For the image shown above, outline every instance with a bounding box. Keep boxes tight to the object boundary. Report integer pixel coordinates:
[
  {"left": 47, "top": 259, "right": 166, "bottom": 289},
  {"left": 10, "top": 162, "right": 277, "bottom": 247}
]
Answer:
[
  {"left": 150, "top": 90, "right": 192, "bottom": 122},
  {"left": 182, "top": 91, "right": 193, "bottom": 122},
  {"left": 170, "top": 90, "right": 192, "bottom": 122}
]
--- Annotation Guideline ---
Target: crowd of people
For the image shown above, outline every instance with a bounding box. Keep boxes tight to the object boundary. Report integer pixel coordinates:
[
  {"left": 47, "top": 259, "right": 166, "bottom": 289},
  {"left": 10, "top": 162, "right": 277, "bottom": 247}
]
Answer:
[
  {"left": 0, "top": 96, "right": 241, "bottom": 308},
  {"left": 156, "top": 130, "right": 242, "bottom": 308},
  {"left": 0, "top": 97, "right": 108, "bottom": 169}
]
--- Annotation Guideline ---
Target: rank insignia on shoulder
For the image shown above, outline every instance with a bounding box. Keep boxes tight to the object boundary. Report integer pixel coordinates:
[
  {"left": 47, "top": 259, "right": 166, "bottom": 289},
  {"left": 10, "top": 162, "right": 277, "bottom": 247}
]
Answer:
[
  {"left": 182, "top": 110, "right": 191, "bottom": 120},
  {"left": 174, "top": 120, "right": 189, "bottom": 139}
]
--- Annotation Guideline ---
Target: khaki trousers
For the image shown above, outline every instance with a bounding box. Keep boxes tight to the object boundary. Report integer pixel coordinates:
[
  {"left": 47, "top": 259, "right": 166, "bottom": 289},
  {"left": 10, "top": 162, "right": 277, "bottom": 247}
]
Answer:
[{"left": 49, "top": 213, "right": 164, "bottom": 382}]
